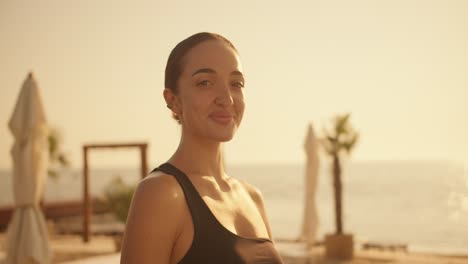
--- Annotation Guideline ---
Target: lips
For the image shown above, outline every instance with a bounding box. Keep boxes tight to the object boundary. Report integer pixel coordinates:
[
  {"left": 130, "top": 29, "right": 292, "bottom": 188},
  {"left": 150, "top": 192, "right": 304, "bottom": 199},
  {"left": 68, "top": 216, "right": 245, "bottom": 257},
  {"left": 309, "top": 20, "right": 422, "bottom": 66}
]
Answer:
[{"left": 209, "top": 112, "right": 234, "bottom": 125}]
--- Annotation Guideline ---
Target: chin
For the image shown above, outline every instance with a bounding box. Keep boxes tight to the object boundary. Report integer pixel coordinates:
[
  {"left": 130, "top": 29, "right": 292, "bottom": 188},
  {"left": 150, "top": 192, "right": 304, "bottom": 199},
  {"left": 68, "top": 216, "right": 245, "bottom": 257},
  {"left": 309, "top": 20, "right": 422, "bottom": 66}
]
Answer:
[
  {"left": 211, "top": 131, "right": 235, "bottom": 142},
  {"left": 206, "top": 121, "right": 239, "bottom": 142}
]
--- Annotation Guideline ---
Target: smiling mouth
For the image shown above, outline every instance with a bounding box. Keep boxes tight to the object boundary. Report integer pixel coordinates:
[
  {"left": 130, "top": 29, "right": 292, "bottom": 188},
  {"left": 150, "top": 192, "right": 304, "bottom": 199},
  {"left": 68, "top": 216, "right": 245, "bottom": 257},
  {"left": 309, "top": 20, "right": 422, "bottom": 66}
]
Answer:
[{"left": 209, "top": 115, "right": 233, "bottom": 125}]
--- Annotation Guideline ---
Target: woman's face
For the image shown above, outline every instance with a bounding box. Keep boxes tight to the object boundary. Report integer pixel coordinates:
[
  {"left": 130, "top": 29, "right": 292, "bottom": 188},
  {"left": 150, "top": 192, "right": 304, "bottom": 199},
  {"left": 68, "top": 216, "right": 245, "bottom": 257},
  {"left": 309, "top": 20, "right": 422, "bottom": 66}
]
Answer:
[{"left": 167, "top": 40, "right": 245, "bottom": 142}]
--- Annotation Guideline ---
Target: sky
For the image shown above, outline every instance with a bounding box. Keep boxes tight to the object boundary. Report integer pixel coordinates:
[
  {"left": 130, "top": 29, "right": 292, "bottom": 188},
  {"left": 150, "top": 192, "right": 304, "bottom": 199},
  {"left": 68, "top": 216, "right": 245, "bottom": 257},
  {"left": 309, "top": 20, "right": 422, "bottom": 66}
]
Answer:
[{"left": 0, "top": 0, "right": 467, "bottom": 169}]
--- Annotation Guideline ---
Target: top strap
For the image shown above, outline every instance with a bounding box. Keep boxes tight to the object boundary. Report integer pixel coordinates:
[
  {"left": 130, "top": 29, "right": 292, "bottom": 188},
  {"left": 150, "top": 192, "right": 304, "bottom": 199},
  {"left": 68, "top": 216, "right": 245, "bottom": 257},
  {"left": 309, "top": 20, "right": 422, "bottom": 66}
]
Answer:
[
  {"left": 151, "top": 163, "right": 209, "bottom": 235},
  {"left": 151, "top": 163, "right": 234, "bottom": 240}
]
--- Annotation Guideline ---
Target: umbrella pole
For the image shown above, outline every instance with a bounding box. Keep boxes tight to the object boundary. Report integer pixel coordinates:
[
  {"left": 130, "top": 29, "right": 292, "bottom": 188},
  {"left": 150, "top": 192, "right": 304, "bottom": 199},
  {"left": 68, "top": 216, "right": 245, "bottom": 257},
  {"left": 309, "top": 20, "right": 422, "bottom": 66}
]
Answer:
[{"left": 83, "top": 146, "right": 91, "bottom": 242}]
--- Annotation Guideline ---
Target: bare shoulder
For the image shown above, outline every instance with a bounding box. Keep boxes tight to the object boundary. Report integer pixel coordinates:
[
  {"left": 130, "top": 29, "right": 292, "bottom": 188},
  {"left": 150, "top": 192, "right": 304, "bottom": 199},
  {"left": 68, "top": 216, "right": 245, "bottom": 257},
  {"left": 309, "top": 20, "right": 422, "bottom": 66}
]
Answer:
[
  {"left": 127, "top": 171, "right": 187, "bottom": 224},
  {"left": 137, "top": 171, "right": 183, "bottom": 200},
  {"left": 127, "top": 171, "right": 186, "bottom": 212},
  {"left": 120, "top": 171, "right": 185, "bottom": 263}
]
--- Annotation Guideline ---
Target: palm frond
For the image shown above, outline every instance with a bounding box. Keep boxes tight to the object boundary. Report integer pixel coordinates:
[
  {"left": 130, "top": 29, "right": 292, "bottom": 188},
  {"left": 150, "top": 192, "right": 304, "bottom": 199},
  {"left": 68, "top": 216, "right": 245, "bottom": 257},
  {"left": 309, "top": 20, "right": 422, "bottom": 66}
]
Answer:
[
  {"left": 321, "top": 113, "right": 359, "bottom": 157},
  {"left": 335, "top": 113, "right": 350, "bottom": 136}
]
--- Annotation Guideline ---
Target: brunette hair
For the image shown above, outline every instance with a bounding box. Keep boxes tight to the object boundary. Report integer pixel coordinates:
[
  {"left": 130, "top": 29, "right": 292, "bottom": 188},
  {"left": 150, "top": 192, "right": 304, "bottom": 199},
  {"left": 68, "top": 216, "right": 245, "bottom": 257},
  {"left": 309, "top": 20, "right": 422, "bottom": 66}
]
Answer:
[{"left": 165, "top": 32, "right": 237, "bottom": 93}]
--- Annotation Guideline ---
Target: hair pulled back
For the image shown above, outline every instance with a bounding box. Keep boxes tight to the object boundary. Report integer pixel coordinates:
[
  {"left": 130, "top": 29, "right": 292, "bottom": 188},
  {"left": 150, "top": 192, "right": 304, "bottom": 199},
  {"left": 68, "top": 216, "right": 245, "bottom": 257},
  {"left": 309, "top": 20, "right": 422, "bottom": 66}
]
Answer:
[{"left": 164, "top": 32, "right": 237, "bottom": 93}]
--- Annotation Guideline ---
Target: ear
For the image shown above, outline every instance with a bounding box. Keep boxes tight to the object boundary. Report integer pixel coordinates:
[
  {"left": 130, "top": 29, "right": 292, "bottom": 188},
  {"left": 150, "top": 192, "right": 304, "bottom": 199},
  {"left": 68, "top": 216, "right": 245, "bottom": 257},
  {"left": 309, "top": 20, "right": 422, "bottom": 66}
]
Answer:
[{"left": 163, "top": 88, "right": 182, "bottom": 115}]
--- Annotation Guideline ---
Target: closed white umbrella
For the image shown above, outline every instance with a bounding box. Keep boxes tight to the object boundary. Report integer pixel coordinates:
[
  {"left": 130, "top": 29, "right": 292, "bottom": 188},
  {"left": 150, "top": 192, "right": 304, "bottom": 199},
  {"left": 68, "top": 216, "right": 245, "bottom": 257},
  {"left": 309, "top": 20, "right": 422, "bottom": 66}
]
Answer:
[
  {"left": 300, "top": 123, "right": 320, "bottom": 248},
  {"left": 6, "top": 72, "right": 51, "bottom": 264}
]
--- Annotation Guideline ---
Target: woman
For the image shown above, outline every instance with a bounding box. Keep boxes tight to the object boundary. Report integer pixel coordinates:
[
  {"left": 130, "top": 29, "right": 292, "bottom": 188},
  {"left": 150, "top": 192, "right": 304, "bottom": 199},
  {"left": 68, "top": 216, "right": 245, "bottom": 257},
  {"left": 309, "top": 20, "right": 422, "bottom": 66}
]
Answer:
[{"left": 121, "top": 32, "right": 284, "bottom": 264}]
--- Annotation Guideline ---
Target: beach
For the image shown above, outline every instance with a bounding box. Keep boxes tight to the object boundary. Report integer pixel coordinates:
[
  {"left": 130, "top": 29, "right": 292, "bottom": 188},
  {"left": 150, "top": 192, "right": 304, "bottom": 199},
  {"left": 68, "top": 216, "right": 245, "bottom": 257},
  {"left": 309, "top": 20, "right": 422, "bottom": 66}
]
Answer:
[
  {"left": 1, "top": 161, "right": 467, "bottom": 263},
  {"left": 2, "top": 161, "right": 467, "bottom": 255},
  {"left": 2, "top": 0, "right": 468, "bottom": 262}
]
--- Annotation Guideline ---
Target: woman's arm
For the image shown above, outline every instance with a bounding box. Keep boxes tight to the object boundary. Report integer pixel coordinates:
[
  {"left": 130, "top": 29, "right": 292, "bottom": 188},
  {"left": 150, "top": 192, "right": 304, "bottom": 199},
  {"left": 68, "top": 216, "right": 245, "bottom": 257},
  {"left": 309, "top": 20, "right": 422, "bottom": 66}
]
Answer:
[{"left": 120, "top": 174, "right": 185, "bottom": 264}]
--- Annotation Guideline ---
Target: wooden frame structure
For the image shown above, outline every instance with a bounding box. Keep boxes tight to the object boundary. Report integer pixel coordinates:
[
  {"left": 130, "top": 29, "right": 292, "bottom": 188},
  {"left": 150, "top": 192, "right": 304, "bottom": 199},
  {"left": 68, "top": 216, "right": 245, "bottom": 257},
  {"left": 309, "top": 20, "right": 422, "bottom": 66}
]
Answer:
[{"left": 82, "top": 142, "right": 148, "bottom": 242}]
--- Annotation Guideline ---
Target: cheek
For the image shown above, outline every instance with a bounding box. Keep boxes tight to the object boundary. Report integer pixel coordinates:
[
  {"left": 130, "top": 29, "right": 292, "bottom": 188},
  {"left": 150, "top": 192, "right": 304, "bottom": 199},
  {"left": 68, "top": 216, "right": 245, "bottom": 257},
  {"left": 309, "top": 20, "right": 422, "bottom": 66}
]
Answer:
[
  {"left": 180, "top": 92, "right": 210, "bottom": 115},
  {"left": 235, "top": 96, "right": 245, "bottom": 120}
]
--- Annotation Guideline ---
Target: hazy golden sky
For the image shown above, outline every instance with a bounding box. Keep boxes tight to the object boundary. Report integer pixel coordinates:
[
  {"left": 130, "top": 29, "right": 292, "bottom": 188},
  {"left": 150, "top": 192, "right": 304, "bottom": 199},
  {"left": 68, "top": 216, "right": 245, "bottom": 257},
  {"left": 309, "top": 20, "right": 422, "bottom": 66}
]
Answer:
[{"left": 1, "top": 0, "right": 467, "bottom": 169}]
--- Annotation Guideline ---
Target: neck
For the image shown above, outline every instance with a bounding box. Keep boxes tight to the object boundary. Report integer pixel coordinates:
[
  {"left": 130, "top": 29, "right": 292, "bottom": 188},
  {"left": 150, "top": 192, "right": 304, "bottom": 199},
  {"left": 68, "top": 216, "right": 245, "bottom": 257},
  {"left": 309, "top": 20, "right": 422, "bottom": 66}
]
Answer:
[{"left": 168, "top": 131, "right": 226, "bottom": 179}]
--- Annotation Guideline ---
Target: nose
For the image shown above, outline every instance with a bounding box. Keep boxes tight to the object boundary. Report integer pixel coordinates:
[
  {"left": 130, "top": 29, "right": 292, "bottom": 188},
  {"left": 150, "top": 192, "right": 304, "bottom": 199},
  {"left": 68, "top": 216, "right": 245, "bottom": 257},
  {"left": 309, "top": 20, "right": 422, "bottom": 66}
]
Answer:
[{"left": 214, "top": 82, "right": 234, "bottom": 106}]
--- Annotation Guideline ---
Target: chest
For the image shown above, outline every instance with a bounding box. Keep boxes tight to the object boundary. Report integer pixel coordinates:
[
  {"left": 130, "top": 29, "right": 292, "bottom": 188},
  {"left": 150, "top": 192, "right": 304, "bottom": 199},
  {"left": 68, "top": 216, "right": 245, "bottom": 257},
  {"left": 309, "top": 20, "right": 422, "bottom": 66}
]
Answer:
[{"left": 202, "top": 189, "right": 268, "bottom": 238}]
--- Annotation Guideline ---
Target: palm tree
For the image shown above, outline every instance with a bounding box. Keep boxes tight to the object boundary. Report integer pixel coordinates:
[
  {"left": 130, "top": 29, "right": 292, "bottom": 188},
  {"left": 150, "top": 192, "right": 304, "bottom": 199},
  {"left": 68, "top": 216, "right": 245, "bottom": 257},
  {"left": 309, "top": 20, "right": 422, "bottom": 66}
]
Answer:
[
  {"left": 321, "top": 113, "right": 359, "bottom": 235},
  {"left": 37, "top": 127, "right": 70, "bottom": 208},
  {"left": 47, "top": 127, "right": 70, "bottom": 179}
]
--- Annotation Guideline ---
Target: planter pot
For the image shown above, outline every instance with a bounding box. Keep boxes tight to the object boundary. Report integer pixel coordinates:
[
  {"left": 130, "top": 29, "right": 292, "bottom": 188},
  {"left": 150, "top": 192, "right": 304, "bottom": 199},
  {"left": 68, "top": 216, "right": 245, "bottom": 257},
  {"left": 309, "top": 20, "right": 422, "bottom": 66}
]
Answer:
[{"left": 325, "top": 233, "right": 354, "bottom": 260}]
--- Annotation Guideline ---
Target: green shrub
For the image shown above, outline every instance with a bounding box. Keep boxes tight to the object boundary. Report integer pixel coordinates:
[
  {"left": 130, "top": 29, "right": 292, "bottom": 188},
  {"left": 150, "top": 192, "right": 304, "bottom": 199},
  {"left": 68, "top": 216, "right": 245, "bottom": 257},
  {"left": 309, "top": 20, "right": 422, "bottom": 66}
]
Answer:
[{"left": 105, "top": 177, "right": 136, "bottom": 223}]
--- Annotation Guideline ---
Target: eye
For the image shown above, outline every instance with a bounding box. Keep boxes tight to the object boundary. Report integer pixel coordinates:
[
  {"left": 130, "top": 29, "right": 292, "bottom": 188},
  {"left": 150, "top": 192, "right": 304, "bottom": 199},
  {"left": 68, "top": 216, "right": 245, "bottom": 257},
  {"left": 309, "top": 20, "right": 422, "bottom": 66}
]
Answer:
[
  {"left": 197, "top": 80, "right": 212, "bottom": 87},
  {"left": 231, "top": 81, "right": 245, "bottom": 89}
]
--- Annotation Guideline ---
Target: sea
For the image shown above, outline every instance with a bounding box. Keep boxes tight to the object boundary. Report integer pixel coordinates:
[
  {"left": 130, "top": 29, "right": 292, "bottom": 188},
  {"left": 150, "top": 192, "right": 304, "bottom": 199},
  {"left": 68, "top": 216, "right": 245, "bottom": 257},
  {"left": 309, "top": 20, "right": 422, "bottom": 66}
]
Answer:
[{"left": 1, "top": 161, "right": 467, "bottom": 255}]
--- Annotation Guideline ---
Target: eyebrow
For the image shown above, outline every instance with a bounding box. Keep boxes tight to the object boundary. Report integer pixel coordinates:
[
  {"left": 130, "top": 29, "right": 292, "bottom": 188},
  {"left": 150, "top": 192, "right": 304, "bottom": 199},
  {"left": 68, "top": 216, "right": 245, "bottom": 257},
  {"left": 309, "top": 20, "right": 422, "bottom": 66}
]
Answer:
[
  {"left": 231, "top": 70, "right": 244, "bottom": 77},
  {"left": 192, "top": 68, "right": 216, "bottom": 76},
  {"left": 192, "top": 68, "right": 244, "bottom": 77}
]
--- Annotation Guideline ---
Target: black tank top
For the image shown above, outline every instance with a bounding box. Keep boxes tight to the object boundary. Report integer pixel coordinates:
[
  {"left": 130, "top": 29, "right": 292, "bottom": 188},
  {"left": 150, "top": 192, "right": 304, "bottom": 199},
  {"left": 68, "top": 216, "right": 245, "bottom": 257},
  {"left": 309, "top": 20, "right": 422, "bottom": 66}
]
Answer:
[{"left": 152, "top": 163, "right": 284, "bottom": 264}]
